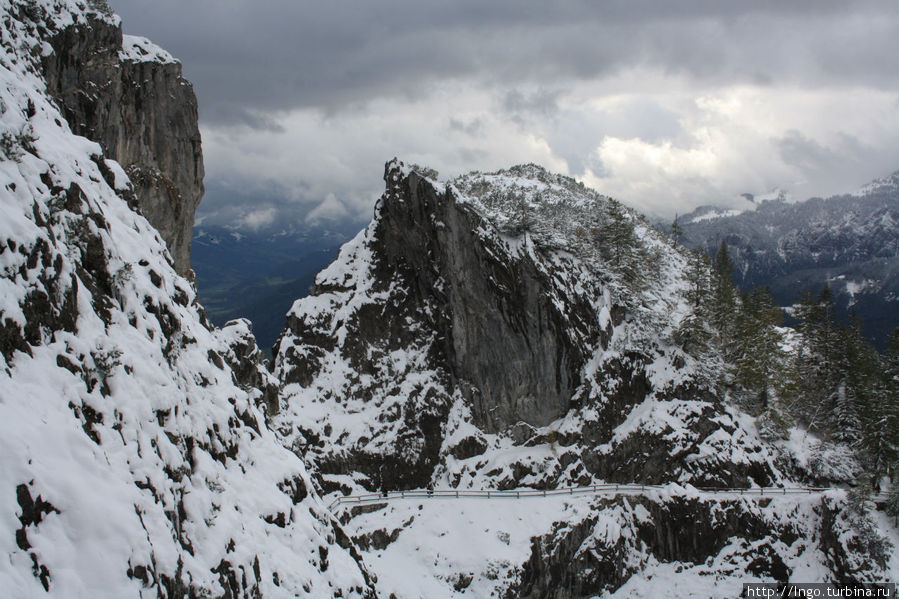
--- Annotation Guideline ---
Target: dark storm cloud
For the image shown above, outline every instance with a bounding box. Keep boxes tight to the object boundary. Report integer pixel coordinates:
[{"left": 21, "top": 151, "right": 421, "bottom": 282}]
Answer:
[
  {"left": 448, "top": 117, "right": 483, "bottom": 136},
  {"left": 503, "top": 89, "right": 561, "bottom": 119},
  {"left": 109, "top": 0, "right": 898, "bottom": 125}
]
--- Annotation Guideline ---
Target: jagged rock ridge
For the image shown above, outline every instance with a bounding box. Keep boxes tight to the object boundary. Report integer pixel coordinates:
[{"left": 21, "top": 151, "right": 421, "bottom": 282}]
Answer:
[{"left": 275, "top": 160, "right": 779, "bottom": 493}]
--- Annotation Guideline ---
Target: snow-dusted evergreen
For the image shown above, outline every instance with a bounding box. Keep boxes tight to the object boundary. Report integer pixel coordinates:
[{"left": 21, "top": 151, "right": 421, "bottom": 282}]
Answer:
[{"left": 0, "top": 1, "right": 374, "bottom": 596}]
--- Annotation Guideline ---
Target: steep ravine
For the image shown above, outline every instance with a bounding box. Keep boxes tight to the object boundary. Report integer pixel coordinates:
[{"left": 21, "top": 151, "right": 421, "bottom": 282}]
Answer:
[{"left": 1, "top": 1, "right": 894, "bottom": 596}]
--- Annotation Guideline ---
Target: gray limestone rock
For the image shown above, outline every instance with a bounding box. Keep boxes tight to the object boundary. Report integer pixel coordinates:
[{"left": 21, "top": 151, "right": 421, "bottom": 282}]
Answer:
[
  {"left": 274, "top": 160, "right": 780, "bottom": 495},
  {"left": 375, "top": 164, "right": 598, "bottom": 432},
  {"left": 41, "top": 15, "right": 204, "bottom": 276}
]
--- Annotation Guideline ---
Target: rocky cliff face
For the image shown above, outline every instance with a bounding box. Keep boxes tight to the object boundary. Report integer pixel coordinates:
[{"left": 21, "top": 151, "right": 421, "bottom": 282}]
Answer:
[
  {"left": 371, "top": 165, "right": 598, "bottom": 431},
  {"left": 273, "top": 160, "right": 894, "bottom": 595},
  {"left": 273, "top": 161, "right": 781, "bottom": 494},
  {"left": 41, "top": 6, "right": 204, "bottom": 276},
  {"left": 0, "top": 2, "right": 374, "bottom": 596}
]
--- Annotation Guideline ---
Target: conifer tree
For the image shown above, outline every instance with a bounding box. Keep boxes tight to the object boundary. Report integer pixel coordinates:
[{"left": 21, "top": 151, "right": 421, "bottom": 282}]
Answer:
[
  {"left": 887, "top": 482, "right": 899, "bottom": 526},
  {"left": 791, "top": 288, "right": 842, "bottom": 431},
  {"left": 674, "top": 251, "right": 714, "bottom": 360},
  {"left": 594, "top": 198, "right": 646, "bottom": 289},
  {"left": 872, "top": 329, "right": 899, "bottom": 485},
  {"left": 709, "top": 241, "right": 738, "bottom": 358},
  {"left": 671, "top": 214, "right": 683, "bottom": 248},
  {"left": 685, "top": 250, "right": 710, "bottom": 309},
  {"left": 733, "top": 286, "right": 785, "bottom": 411},
  {"left": 597, "top": 199, "right": 637, "bottom": 268}
]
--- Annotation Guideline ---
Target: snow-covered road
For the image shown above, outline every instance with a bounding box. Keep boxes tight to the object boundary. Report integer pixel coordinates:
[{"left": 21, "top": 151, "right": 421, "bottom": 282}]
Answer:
[{"left": 329, "top": 483, "right": 887, "bottom": 511}]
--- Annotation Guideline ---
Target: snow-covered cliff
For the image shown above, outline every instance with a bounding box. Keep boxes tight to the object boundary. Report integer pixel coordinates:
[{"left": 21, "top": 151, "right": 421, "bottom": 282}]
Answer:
[
  {"left": 40, "top": 0, "right": 204, "bottom": 276},
  {"left": 0, "top": 1, "right": 375, "bottom": 596}
]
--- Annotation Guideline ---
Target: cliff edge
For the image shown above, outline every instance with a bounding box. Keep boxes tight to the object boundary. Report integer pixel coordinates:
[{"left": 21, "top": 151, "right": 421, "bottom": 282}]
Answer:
[{"left": 41, "top": 2, "right": 204, "bottom": 276}]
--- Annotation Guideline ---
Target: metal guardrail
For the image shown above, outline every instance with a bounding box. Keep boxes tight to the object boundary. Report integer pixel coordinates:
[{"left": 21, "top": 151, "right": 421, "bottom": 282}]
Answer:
[{"left": 326, "top": 484, "right": 882, "bottom": 512}]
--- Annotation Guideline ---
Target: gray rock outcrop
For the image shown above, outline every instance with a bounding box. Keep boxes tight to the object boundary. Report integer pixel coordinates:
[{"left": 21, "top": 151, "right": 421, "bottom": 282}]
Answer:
[
  {"left": 273, "top": 160, "right": 780, "bottom": 494},
  {"left": 41, "top": 11, "right": 204, "bottom": 276},
  {"left": 375, "top": 163, "right": 599, "bottom": 431}
]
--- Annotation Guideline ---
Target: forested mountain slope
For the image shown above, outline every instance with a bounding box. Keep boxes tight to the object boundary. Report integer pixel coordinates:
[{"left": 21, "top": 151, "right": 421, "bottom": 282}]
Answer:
[{"left": 674, "top": 172, "right": 899, "bottom": 349}]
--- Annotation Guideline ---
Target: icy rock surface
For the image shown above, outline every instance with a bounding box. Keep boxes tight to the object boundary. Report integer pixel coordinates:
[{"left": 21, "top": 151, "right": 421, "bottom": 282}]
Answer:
[{"left": 0, "top": 1, "right": 375, "bottom": 596}]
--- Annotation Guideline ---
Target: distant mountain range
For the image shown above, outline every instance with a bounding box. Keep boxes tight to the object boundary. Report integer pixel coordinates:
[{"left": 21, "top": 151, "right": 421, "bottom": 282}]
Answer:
[
  {"left": 672, "top": 170, "right": 899, "bottom": 349},
  {"left": 192, "top": 225, "right": 359, "bottom": 354}
]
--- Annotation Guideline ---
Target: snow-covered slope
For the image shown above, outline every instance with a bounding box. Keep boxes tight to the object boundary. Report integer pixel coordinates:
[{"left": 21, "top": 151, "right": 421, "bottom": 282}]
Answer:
[
  {"left": 275, "top": 162, "right": 771, "bottom": 492},
  {"left": 273, "top": 161, "right": 895, "bottom": 594},
  {"left": 348, "top": 489, "right": 882, "bottom": 598},
  {"left": 0, "top": 1, "right": 374, "bottom": 596}
]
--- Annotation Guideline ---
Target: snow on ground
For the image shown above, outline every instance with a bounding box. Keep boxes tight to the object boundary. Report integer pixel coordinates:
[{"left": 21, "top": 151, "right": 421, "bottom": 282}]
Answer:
[
  {"left": 120, "top": 34, "right": 177, "bottom": 64},
  {"left": 350, "top": 495, "right": 583, "bottom": 597},
  {"left": 873, "top": 511, "right": 899, "bottom": 578},
  {"left": 688, "top": 208, "right": 748, "bottom": 223},
  {"left": 343, "top": 490, "right": 854, "bottom": 598}
]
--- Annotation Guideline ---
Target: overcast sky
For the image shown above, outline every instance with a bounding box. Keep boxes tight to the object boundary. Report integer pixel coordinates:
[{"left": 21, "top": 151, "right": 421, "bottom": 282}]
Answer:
[{"left": 108, "top": 0, "right": 899, "bottom": 231}]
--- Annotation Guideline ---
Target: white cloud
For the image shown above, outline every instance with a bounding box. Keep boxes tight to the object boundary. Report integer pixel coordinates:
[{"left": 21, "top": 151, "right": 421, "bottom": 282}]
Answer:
[
  {"left": 306, "top": 193, "right": 350, "bottom": 224},
  {"left": 238, "top": 207, "right": 277, "bottom": 231},
  {"left": 200, "top": 77, "right": 899, "bottom": 227},
  {"left": 578, "top": 85, "right": 899, "bottom": 216}
]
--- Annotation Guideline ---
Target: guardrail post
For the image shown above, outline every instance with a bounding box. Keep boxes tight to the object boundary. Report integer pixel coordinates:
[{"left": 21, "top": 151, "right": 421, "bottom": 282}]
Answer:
[{"left": 487, "top": 491, "right": 491, "bottom": 498}]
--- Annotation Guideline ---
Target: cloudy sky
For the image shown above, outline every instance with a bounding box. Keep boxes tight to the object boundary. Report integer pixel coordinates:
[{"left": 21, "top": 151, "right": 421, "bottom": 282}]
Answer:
[{"left": 108, "top": 0, "right": 899, "bottom": 232}]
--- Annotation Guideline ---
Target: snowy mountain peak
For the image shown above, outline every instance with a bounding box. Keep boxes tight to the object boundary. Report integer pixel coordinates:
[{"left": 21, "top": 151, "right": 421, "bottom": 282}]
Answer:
[{"left": 271, "top": 159, "right": 894, "bottom": 595}]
